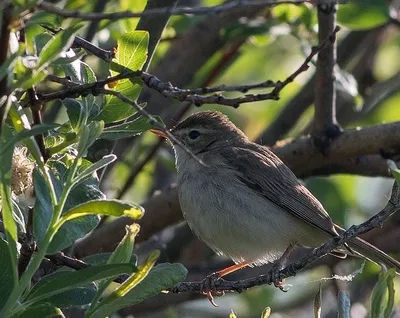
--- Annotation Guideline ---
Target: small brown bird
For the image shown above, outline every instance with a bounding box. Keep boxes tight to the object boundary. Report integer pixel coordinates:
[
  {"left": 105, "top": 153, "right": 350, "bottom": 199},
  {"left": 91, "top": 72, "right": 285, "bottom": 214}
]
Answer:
[{"left": 152, "top": 111, "right": 400, "bottom": 302}]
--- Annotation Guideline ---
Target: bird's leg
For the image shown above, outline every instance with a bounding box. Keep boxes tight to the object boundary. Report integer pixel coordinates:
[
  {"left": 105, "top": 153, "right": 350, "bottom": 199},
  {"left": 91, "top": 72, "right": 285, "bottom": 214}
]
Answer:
[
  {"left": 269, "top": 244, "right": 295, "bottom": 292},
  {"left": 201, "top": 261, "right": 249, "bottom": 306}
]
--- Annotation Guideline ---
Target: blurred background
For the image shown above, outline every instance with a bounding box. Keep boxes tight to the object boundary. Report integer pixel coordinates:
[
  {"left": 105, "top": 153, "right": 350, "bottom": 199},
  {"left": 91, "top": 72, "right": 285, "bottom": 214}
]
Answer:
[{"left": 35, "top": 0, "right": 400, "bottom": 316}]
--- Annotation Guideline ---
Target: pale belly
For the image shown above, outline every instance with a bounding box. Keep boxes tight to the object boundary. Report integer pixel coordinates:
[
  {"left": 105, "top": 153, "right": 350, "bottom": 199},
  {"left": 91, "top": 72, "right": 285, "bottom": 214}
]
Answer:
[{"left": 177, "top": 172, "right": 328, "bottom": 266}]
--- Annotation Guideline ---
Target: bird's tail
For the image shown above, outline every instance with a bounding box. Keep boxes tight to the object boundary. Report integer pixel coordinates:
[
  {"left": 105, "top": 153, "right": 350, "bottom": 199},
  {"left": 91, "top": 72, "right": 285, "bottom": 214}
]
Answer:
[
  {"left": 346, "top": 236, "right": 400, "bottom": 275},
  {"left": 334, "top": 225, "right": 400, "bottom": 274}
]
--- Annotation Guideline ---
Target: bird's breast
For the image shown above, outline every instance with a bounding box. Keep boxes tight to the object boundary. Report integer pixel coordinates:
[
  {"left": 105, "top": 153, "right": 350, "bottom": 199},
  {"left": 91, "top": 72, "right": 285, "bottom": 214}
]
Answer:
[{"left": 177, "top": 167, "right": 326, "bottom": 265}]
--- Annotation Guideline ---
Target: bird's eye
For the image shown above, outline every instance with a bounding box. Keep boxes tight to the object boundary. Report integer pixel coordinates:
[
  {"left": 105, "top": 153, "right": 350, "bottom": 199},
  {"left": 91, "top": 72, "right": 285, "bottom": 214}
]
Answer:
[{"left": 188, "top": 130, "right": 201, "bottom": 140}]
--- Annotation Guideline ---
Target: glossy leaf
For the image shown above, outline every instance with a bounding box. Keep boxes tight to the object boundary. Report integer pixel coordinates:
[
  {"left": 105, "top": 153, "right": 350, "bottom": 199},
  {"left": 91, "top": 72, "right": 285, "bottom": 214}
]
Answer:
[
  {"left": 11, "top": 304, "right": 64, "bottom": 318},
  {"left": 89, "top": 261, "right": 187, "bottom": 318},
  {"left": 0, "top": 125, "right": 19, "bottom": 285},
  {"left": 63, "top": 99, "right": 84, "bottom": 130},
  {"left": 56, "top": 199, "right": 144, "bottom": 228},
  {"left": 97, "top": 31, "right": 149, "bottom": 123},
  {"left": 99, "top": 115, "right": 161, "bottom": 140},
  {"left": 24, "top": 264, "right": 137, "bottom": 305},
  {"left": 0, "top": 238, "right": 16, "bottom": 309},
  {"left": 371, "top": 269, "right": 396, "bottom": 318},
  {"left": 73, "top": 154, "right": 117, "bottom": 185},
  {"left": 337, "top": 0, "right": 390, "bottom": 30},
  {"left": 38, "top": 24, "right": 82, "bottom": 68}
]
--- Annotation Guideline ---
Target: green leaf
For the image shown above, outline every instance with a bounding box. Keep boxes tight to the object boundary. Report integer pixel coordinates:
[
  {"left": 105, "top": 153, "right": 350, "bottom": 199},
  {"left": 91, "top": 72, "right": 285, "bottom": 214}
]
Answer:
[
  {"left": 73, "top": 154, "right": 117, "bottom": 185},
  {"left": 371, "top": 269, "right": 396, "bottom": 318},
  {"left": 83, "top": 253, "right": 137, "bottom": 266},
  {"left": 96, "top": 31, "right": 149, "bottom": 123},
  {"left": 261, "top": 307, "right": 271, "bottom": 318},
  {"left": 34, "top": 33, "right": 54, "bottom": 56},
  {"left": 56, "top": 199, "right": 144, "bottom": 229},
  {"left": 0, "top": 44, "right": 25, "bottom": 83},
  {"left": 89, "top": 261, "right": 187, "bottom": 318},
  {"left": 38, "top": 24, "right": 82, "bottom": 68},
  {"left": 0, "top": 125, "right": 19, "bottom": 285},
  {"left": 337, "top": 0, "right": 390, "bottom": 30},
  {"left": 0, "top": 123, "right": 59, "bottom": 157},
  {"left": 11, "top": 303, "right": 64, "bottom": 318},
  {"left": 25, "top": 11, "right": 62, "bottom": 28},
  {"left": 100, "top": 115, "right": 161, "bottom": 140},
  {"left": 88, "top": 224, "right": 140, "bottom": 311},
  {"left": 77, "top": 121, "right": 104, "bottom": 156},
  {"left": 24, "top": 264, "right": 137, "bottom": 305},
  {"left": 63, "top": 99, "right": 84, "bottom": 131},
  {"left": 25, "top": 269, "right": 97, "bottom": 308},
  {"left": 0, "top": 238, "right": 16, "bottom": 309},
  {"left": 338, "top": 291, "right": 351, "bottom": 318}
]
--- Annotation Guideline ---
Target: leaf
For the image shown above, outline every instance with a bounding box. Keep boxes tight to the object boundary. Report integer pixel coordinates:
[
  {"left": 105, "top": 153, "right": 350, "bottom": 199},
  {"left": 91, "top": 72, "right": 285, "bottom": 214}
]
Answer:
[
  {"left": 337, "top": 0, "right": 390, "bottom": 30},
  {"left": 88, "top": 224, "right": 140, "bottom": 311},
  {"left": 337, "top": 291, "right": 351, "bottom": 318},
  {"left": 25, "top": 11, "right": 62, "bottom": 28},
  {"left": 99, "top": 115, "right": 161, "bottom": 140},
  {"left": 63, "top": 99, "right": 84, "bottom": 131},
  {"left": 38, "top": 24, "right": 82, "bottom": 68},
  {"left": 261, "top": 307, "right": 271, "bottom": 318},
  {"left": 11, "top": 303, "right": 64, "bottom": 318},
  {"left": 57, "top": 199, "right": 144, "bottom": 228},
  {"left": 314, "top": 283, "right": 322, "bottom": 318},
  {"left": 89, "top": 261, "right": 187, "bottom": 318},
  {"left": 0, "top": 238, "right": 16, "bottom": 309},
  {"left": 0, "top": 44, "right": 25, "bottom": 82},
  {"left": 24, "top": 264, "right": 137, "bottom": 305},
  {"left": 0, "top": 123, "right": 59, "bottom": 157},
  {"left": 73, "top": 154, "right": 117, "bottom": 185},
  {"left": 83, "top": 253, "right": 137, "bottom": 266},
  {"left": 371, "top": 269, "right": 396, "bottom": 318},
  {"left": 0, "top": 125, "right": 19, "bottom": 285},
  {"left": 96, "top": 31, "right": 149, "bottom": 123},
  {"left": 89, "top": 250, "right": 160, "bottom": 317},
  {"left": 77, "top": 121, "right": 104, "bottom": 156},
  {"left": 25, "top": 269, "right": 97, "bottom": 308}
]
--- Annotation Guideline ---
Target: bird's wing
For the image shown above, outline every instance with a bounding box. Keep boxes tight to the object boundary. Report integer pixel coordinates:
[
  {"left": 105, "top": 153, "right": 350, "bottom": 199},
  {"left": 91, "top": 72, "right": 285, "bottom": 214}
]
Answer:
[{"left": 223, "top": 144, "right": 338, "bottom": 237}]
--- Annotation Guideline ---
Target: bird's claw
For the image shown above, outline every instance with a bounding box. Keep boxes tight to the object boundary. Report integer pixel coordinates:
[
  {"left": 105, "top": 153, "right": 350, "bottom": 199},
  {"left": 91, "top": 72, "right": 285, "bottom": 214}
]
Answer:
[
  {"left": 201, "top": 272, "right": 225, "bottom": 307},
  {"left": 268, "top": 262, "right": 289, "bottom": 292}
]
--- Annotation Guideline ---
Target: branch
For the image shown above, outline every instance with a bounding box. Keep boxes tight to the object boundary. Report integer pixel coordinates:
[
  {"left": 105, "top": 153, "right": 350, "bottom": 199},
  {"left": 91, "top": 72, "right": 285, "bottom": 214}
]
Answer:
[
  {"left": 38, "top": 0, "right": 311, "bottom": 21},
  {"left": 37, "top": 27, "right": 339, "bottom": 108},
  {"left": 312, "top": 1, "right": 340, "bottom": 143},
  {"left": 273, "top": 121, "right": 400, "bottom": 175},
  {"left": 169, "top": 182, "right": 400, "bottom": 294}
]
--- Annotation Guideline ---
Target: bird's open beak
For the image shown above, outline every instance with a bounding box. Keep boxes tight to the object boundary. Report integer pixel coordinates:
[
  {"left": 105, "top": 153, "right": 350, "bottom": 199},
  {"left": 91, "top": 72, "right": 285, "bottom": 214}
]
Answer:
[{"left": 149, "top": 129, "right": 168, "bottom": 138}]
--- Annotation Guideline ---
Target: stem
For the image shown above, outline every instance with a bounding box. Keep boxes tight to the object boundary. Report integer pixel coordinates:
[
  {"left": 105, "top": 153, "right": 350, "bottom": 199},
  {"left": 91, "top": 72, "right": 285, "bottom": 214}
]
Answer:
[{"left": 1, "top": 151, "right": 81, "bottom": 317}]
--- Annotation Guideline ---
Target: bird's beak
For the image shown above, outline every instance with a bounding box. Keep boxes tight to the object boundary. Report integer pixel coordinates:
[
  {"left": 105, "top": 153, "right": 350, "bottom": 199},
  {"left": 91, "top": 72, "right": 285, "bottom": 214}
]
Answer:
[{"left": 149, "top": 129, "right": 168, "bottom": 138}]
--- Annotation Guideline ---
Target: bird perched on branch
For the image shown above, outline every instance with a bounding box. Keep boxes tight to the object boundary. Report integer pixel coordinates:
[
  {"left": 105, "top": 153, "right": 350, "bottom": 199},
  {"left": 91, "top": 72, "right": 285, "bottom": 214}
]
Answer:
[{"left": 151, "top": 110, "right": 400, "bottom": 305}]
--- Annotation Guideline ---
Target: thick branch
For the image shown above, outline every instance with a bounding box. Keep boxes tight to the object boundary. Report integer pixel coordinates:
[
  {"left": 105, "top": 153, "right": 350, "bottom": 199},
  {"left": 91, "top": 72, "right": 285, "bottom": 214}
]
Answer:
[
  {"left": 273, "top": 122, "right": 400, "bottom": 175},
  {"left": 312, "top": 1, "right": 339, "bottom": 139},
  {"left": 169, "top": 182, "right": 400, "bottom": 294}
]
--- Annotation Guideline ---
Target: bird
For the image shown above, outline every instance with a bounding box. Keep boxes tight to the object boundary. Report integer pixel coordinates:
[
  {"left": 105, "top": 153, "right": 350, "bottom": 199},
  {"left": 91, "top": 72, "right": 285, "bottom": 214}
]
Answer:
[{"left": 150, "top": 110, "right": 400, "bottom": 303}]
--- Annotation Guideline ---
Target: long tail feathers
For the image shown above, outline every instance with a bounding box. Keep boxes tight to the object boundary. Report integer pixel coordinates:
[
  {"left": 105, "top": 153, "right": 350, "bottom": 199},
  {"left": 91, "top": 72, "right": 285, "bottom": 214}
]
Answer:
[{"left": 347, "top": 236, "right": 400, "bottom": 275}]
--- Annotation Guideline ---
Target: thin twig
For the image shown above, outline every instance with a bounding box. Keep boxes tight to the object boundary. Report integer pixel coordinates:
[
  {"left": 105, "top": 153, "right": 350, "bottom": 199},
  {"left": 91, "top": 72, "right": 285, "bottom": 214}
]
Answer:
[
  {"left": 169, "top": 182, "right": 400, "bottom": 294},
  {"left": 99, "top": 89, "right": 206, "bottom": 166},
  {"left": 38, "top": 0, "right": 312, "bottom": 21}
]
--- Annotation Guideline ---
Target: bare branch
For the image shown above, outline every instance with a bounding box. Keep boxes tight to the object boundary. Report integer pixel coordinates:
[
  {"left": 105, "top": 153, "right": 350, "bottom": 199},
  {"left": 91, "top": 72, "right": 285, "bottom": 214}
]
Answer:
[
  {"left": 38, "top": 0, "right": 311, "bottom": 21},
  {"left": 169, "top": 182, "right": 400, "bottom": 294},
  {"left": 312, "top": 1, "right": 340, "bottom": 141}
]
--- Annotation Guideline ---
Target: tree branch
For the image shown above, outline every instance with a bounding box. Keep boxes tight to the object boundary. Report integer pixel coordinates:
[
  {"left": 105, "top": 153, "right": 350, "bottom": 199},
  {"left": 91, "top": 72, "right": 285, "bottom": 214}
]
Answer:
[
  {"left": 169, "top": 182, "right": 400, "bottom": 294},
  {"left": 38, "top": 0, "right": 310, "bottom": 21},
  {"left": 312, "top": 1, "right": 340, "bottom": 146}
]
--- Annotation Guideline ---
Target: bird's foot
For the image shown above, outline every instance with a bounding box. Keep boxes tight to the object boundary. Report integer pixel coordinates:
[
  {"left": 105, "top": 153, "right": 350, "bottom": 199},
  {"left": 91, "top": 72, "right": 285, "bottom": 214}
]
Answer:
[
  {"left": 201, "top": 272, "right": 225, "bottom": 307},
  {"left": 268, "top": 262, "right": 288, "bottom": 292}
]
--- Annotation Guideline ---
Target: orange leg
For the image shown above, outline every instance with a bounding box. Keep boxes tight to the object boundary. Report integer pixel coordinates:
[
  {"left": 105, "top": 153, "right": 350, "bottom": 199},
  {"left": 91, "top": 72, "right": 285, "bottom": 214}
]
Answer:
[
  {"left": 204, "top": 261, "right": 249, "bottom": 307},
  {"left": 217, "top": 261, "right": 250, "bottom": 277}
]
